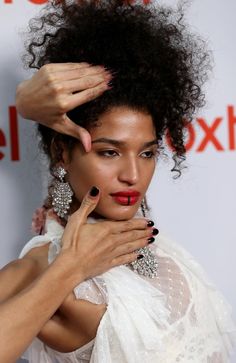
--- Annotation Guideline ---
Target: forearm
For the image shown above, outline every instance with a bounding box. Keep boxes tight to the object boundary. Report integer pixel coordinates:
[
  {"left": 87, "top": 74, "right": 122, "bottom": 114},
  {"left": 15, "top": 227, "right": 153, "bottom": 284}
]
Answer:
[{"left": 0, "top": 255, "right": 83, "bottom": 363}]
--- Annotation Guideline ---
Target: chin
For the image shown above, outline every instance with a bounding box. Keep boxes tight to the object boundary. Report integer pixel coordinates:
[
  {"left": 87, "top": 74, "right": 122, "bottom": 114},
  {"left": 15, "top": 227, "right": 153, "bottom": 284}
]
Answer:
[{"left": 95, "top": 204, "right": 140, "bottom": 221}]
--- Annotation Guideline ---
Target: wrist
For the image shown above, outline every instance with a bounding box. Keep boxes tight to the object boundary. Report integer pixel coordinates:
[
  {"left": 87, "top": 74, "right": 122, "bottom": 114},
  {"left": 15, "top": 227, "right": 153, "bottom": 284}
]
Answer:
[{"left": 50, "top": 250, "right": 85, "bottom": 291}]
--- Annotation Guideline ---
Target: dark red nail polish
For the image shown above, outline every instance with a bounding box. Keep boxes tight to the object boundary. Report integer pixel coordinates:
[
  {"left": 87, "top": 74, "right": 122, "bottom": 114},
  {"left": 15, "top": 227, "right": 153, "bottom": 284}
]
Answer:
[
  {"left": 137, "top": 254, "right": 144, "bottom": 260},
  {"left": 152, "top": 228, "right": 159, "bottom": 236},
  {"left": 90, "top": 186, "right": 99, "bottom": 197},
  {"left": 148, "top": 237, "right": 155, "bottom": 244},
  {"left": 147, "top": 220, "right": 154, "bottom": 227}
]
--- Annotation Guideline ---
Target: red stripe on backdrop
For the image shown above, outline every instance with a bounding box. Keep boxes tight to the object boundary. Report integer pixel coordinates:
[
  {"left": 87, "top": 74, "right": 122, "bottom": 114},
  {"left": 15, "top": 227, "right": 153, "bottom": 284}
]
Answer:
[{"left": 9, "top": 106, "right": 20, "bottom": 161}]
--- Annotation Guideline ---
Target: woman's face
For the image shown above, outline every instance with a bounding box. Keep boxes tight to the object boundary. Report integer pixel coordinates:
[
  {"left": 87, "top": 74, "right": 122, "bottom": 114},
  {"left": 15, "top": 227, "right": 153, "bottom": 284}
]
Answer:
[{"left": 63, "top": 106, "right": 157, "bottom": 220}]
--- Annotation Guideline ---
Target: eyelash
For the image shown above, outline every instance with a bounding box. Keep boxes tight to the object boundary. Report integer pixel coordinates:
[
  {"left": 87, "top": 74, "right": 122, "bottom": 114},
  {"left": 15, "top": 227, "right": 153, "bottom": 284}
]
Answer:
[
  {"left": 141, "top": 151, "right": 156, "bottom": 159},
  {"left": 98, "top": 150, "right": 118, "bottom": 157},
  {"left": 97, "top": 149, "right": 157, "bottom": 159}
]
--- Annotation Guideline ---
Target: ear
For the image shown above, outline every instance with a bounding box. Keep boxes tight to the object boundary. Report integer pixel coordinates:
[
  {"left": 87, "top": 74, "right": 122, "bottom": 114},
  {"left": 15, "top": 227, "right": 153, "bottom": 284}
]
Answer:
[{"left": 61, "top": 146, "right": 71, "bottom": 167}]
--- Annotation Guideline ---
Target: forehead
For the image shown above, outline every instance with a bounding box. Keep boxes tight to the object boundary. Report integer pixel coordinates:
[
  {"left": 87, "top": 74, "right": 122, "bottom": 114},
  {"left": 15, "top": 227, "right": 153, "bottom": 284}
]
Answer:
[{"left": 90, "top": 106, "right": 156, "bottom": 140}]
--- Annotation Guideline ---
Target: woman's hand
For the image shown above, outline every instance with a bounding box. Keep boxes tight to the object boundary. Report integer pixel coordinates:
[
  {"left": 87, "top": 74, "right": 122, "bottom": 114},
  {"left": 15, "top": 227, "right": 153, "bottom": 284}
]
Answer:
[
  {"left": 16, "top": 63, "right": 112, "bottom": 151},
  {"left": 59, "top": 186, "right": 152, "bottom": 284}
]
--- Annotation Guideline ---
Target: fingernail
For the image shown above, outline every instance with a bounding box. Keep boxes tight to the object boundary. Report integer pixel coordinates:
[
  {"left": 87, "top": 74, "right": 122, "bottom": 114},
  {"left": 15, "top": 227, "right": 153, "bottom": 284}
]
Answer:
[
  {"left": 89, "top": 186, "right": 99, "bottom": 197},
  {"left": 107, "top": 80, "right": 113, "bottom": 87},
  {"left": 147, "top": 220, "right": 154, "bottom": 227},
  {"left": 152, "top": 228, "right": 159, "bottom": 236},
  {"left": 148, "top": 237, "right": 155, "bottom": 244},
  {"left": 137, "top": 254, "right": 144, "bottom": 260}
]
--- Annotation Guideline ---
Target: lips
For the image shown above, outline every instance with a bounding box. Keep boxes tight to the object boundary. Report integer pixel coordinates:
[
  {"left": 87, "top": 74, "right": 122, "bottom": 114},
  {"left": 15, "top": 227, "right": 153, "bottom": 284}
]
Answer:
[{"left": 110, "top": 190, "right": 141, "bottom": 206}]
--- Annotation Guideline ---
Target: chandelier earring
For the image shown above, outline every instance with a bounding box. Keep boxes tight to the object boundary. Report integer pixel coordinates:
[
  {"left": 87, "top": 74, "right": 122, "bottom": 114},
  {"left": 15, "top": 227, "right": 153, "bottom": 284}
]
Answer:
[
  {"left": 140, "top": 198, "right": 148, "bottom": 217},
  {"left": 51, "top": 166, "right": 73, "bottom": 218},
  {"left": 129, "top": 196, "right": 158, "bottom": 278}
]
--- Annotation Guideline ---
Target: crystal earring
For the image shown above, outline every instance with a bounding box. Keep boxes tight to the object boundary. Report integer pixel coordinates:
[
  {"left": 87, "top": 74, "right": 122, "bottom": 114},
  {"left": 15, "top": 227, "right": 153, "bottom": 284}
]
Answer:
[
  {"left": 141, "top": 198, "right": 148, "bottom": 217},
  {"left": 129, "top": 196, "right": 158, "bottom": 278},
  {"left": 130, "top": 247, "right": 158, "bottom": 278},
  {"left": 51, "top": 166, "right": 73, "bottom": 218}
]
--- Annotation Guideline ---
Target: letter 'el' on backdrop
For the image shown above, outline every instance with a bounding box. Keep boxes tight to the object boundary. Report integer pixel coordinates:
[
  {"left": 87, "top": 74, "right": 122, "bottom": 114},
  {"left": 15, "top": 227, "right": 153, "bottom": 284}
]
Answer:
[{"left": 0, "top": 1, "right": 235, "bottom": 361}]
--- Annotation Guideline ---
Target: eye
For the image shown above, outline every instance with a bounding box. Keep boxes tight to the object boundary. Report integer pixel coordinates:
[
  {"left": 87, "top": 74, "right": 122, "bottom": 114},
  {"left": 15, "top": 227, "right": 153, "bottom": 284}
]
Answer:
[
  {"left": 97, "top": 149, "right": 119, "bottom": 158},
  {"left": 140, "top": 150, "right": 156, "bottom": 159}
]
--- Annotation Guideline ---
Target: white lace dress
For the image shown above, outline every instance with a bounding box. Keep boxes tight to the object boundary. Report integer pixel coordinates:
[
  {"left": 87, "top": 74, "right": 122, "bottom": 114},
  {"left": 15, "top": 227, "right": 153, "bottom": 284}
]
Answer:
[{"left": 19, "top": 217, "right": 236, "bottom": 363}]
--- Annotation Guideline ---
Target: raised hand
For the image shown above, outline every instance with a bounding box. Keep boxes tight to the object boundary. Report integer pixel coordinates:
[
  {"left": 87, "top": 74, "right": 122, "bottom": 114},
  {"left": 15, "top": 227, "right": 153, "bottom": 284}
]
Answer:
[{"left": 16, "top": 63, "right": 112, "bottom": 151}]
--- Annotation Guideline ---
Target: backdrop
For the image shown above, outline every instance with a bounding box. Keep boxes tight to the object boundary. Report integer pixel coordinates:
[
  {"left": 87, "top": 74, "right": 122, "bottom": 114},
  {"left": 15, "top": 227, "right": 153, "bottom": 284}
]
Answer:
[{"left": 0, "top": 0, "right": 235, "bottom": 362}]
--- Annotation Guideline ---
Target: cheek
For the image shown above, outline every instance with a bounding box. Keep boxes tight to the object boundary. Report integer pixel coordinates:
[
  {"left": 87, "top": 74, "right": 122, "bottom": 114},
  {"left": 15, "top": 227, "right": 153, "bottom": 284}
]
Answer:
[
  {"left": 68, "top": 160, "right": 117, "bottom": 196},
  {"left": 143, "top": 161, "right": 156, "bottom": 185}
]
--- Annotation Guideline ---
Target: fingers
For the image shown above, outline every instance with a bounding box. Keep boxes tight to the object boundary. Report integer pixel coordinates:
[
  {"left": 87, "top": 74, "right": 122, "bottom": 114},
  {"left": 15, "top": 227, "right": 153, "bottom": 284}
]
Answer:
[
  {"left": 52, "top": 65, "right": 109, "bottom": 82},
  {"left": 38, "top": 63, "right": 111, "bottom": 111},
  {"left": 67, "top": 82, "right": 110, "bottom": 109},
  {"left": 69, "top": 186, "right": 100, "bottom": 227},
  {"left": 113, "top": 227, "right": 153, "bottom": 245},
  {"left": 40, "top": 62, "right": 91, "bottom": 73},
  {"left": 111, "top": 252, "right": 140, "bottom": 267},
  {"left": 103, "top": 218, "right": 150, "bottom": 235},
  {"left": 110, "top": 231, "right": 157, "bottom": 268},
  {"left": 40, "top": 63, "right": 109, "bottom": 86},
  {"left": 114, "top": 236, "right": 149, "bottom": 256},
  {"left": 64, "top": 73, "right": 111, "bottom": 93}
]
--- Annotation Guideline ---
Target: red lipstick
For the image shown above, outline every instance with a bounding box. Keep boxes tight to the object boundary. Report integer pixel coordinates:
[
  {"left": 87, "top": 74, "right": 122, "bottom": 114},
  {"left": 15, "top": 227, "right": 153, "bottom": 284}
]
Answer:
[{"left": 110, "top": 190, "right": 141, "bottom": 206}]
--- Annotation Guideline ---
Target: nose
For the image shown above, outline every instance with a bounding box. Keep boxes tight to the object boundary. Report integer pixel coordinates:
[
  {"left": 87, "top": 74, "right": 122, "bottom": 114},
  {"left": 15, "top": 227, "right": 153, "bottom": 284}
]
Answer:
[{"left": 118, "top": 156, "right": 139, "bottom": 185}]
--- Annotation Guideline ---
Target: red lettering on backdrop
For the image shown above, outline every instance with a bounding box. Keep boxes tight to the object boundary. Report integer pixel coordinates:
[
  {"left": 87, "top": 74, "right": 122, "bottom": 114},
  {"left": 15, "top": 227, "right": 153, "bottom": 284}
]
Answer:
[
  {"left": 184, "top": 123, "right": 195, "bottom": 152},
  {"left": 0, "top": 106, "right": 20, "bottom": 162},
  {"left": 228, "top": 105, "right": 236, "bottom": 150},
  {"left": 9, "top": 106, "right": 20, "bottom": 161},
  {"left": 3, "top": 0, "right": 47, "bottom": 3},
  {"left": 28, "top": 0, "right": 48, "bottom": 3},
  {"left": 164, "top": 107, "right": 236, "bottom": 152},
  {"left": 165, "top": 122, "right": 196, "bottom": 152},
  {"left": 3, "top": 0, "right": 50, "bottom": 3},
  {"left": 196, "top": 117, "right": 224, "bottom": 152}
]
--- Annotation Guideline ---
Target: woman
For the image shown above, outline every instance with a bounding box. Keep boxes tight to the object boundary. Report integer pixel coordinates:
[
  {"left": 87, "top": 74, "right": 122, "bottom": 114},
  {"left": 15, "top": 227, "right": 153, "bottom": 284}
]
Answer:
[{"left": 4, "top": 0, "right": 236, "bottom": 361}]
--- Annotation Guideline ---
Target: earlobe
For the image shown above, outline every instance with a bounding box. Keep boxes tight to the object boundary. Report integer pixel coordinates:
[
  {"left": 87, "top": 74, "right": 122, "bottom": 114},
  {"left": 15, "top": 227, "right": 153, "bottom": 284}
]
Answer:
[{"left": 61, "top": 148, "right": 70, "bottom": 167}]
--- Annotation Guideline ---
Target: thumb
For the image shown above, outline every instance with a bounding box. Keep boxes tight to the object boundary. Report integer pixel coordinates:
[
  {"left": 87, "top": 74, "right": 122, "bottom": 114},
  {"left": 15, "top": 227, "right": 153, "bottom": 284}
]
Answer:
[
  {"left": 72, "top": 186, "right": 100, "bottom": 226},
  {"left": 62, "top": 115, "right": 92, "bottom": 152}
]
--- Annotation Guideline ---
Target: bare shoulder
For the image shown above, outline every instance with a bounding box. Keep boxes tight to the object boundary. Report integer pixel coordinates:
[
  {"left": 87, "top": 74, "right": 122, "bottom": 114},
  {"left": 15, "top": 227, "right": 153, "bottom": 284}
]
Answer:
[{"left": 0, "top": 255, "right": 43, "bottom": 303}]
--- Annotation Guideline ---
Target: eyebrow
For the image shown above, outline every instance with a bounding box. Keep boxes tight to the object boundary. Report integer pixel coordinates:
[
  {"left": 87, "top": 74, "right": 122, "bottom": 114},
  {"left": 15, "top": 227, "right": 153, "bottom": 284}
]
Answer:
[{"left": 91, "top": 138, "right": 158, "bottom": 148}]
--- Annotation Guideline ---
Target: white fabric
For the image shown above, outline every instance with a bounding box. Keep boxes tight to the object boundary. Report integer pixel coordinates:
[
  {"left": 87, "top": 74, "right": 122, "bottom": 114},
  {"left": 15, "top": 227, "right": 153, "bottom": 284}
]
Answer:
[{"left": 19, "top": 216, "right": 236, "bottom": 362}]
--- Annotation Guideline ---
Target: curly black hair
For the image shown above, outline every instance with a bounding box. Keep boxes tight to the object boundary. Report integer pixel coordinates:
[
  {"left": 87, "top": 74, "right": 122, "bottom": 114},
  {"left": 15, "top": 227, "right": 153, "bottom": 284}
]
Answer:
[{"left": 25, "top": 0, "right": 210, "bottom": 176}]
